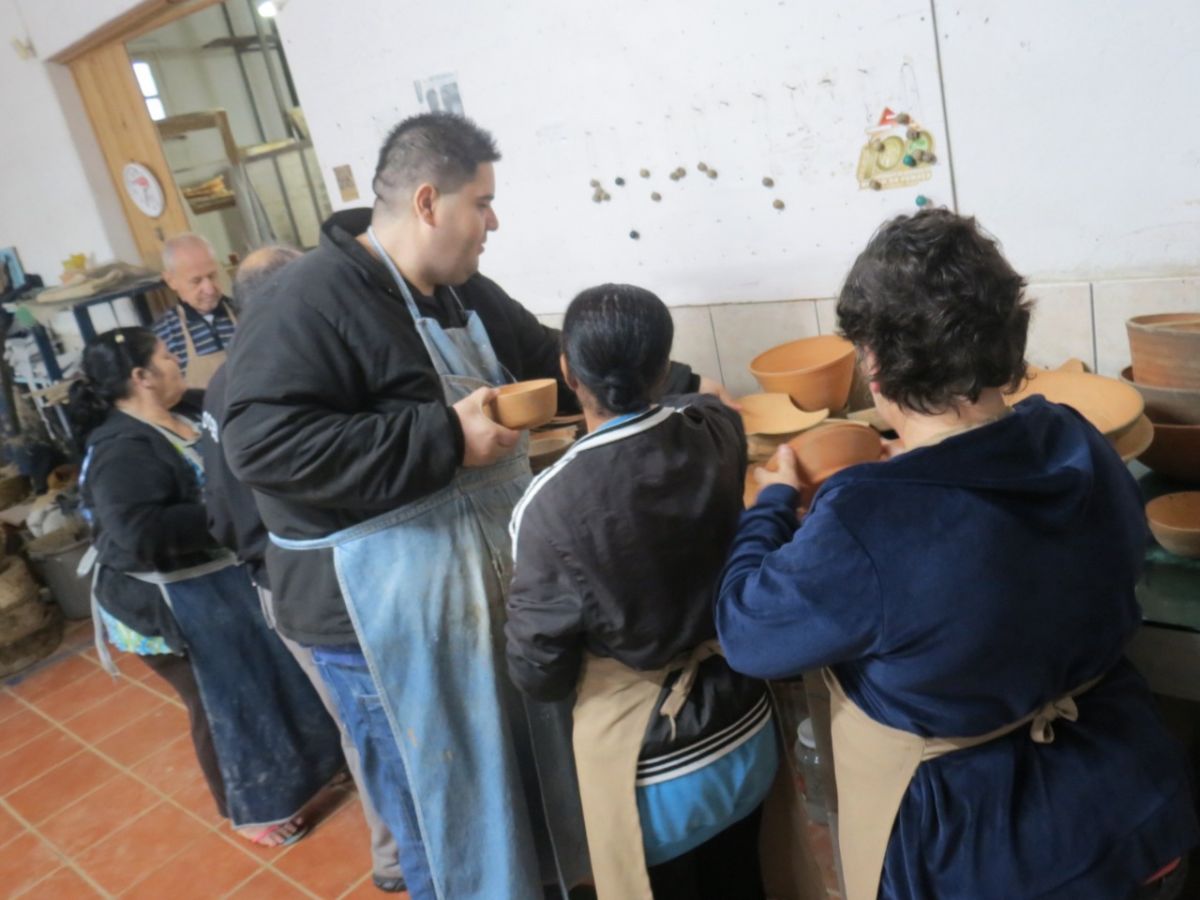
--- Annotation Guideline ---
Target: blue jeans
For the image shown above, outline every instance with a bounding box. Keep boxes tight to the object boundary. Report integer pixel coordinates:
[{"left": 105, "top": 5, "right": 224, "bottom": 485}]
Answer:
[{"left": 311, "top": 645, "right": 434, "bottom": 900}]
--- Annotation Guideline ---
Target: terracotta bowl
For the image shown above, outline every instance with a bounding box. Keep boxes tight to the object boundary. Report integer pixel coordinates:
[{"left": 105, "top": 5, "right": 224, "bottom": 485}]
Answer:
[
  {"left": 1005, "top": 370, "right": 1143, "bottom": 438},
  {"left": 1138, "top": 413, "right": 1200, "bottom": 484},
  {"left": 739, "top": 393, "right": 829, "bottom": 435},
  {"left": 1120, "top": 367, "right": 1200, "bottom": 425},
  {"left": 529, "top": 435, "right": 573, "bottom": 474},
  {"left": 1145, "top": 492, "right": 1200, "bottom": 558},
  {"left": 764, "top": 420, "right": 883, "bottom": 485},
  {"left": 488, "top": 379, "right": 558, "bottom": 430},
  {"left": 1127, "top": 313, "right": 1200, "bottom": 390},
  {"left": 749, "top": 335, "right": 856, "bottom": 412},
  {"left": 1108, "top": 413, "right": 1154, "bottom": 463}
]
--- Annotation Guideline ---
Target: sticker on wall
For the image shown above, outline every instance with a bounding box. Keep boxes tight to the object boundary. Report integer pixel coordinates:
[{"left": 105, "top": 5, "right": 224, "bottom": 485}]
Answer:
[
  {"left": 415, "top": 73, "right": 464, "bottom": 115},
  {"left": 333, "top": 164, "right": 360, "bottom": 202},
  {"left": 856, "top": 110, "right": 937, "bottom": 191}
]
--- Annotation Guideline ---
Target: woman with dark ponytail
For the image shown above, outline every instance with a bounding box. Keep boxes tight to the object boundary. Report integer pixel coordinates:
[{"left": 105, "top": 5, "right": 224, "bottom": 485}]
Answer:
[
  {"left": 70, "top": 327, "right": 342, "bottom": 848},
  {"left": 506, "top": 285, "right": 818, "bottom": 899}
]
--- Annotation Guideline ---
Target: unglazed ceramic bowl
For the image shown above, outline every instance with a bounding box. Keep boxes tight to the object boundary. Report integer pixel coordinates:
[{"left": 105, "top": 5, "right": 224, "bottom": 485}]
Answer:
[
  {"left": 1127, "top": 313, "right": 1200, "bottom": 390},
  {"left": 764, "top": 419, "right": 884, "bottom": 485},
  {"left": 488, "top": 379, "right": 558, "bottom": 430},
  {"left": 739, "top": 393, "right": 830, "bottom": 436},
  {"left": 1120, "top": 367, "right": 1200, "bottom": 425},
  {"left": 1145, "top": 492, "right": 1200, "bottom": 558},
  {"left": 749, "top": 335, "right": 856, "bottom": 412},
  {"left": 1108, "top": 413, "right": 1154, "bottom": 463},
  {"left": 1005, "top": 370, "right": 1143, "bottom": 438},
  {"left": 1138, "top": 414, "right": 1200, "bottom": 484}
]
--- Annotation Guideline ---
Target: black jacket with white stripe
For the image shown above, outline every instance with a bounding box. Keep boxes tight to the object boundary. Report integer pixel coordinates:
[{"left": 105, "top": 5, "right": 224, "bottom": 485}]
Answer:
[{"left": 506, "top": 395, "right": 748, "bottom": 703}]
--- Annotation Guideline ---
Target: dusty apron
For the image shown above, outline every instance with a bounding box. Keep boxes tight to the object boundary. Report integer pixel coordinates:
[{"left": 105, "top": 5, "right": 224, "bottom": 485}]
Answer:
[
  {"left": 573, "top": 641, "right": 826, "bottom": 900},
  {"left": 825, "top": 669, "right": 1103, "bottom": 900},
  {"left": 127, "top": 556, "right": 344, "bottom": 827},
  {"left": 270, "top": 228, "right": 588, "bottom": 899},
  {"left": 179, "top": 305, "right": 235, "bottom": 389}
]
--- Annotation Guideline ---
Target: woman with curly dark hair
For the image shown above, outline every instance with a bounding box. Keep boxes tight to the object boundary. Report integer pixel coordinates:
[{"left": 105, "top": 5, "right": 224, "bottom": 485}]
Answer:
[{"left": 717, "top": 210, "right": 1197, "bottom": 899}]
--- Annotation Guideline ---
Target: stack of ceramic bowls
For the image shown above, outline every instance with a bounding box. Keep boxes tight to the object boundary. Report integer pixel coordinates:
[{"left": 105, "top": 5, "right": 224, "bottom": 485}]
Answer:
[
  {"left": 1123, "top": 314, "right": 1200, "bottom": 483},
  {"left": 1005, "top": 368, "right": 1152, "bottom": 462}
]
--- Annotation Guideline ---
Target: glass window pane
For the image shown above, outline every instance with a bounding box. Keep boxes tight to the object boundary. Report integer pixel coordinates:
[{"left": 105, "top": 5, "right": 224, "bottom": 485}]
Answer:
[
  {"left": 132, "top": 61, "right": 158, "bottom": 99},
  {"left": 146, "top": 97, "right": 166, "bottom": 121}
]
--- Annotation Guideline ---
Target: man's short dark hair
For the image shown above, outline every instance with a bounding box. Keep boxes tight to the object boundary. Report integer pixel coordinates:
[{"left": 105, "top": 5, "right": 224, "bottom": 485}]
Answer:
[
  {"left": 836, "top": 208, "right": 1031, "bottom": 414},
  {"left": 372, "top": 113, "right": 500, "bottom": 211}
]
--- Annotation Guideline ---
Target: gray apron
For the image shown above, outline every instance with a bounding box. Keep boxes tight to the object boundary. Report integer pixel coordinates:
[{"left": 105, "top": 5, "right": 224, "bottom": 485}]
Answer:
[{"left": 270, "top": 229, "right": 588, "bottom": 899}]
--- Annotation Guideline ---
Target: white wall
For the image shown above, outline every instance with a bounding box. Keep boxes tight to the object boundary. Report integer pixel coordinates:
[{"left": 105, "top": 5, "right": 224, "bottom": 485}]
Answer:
[{"left": 0, "top": 0, "right": 138, "bottom": 284}]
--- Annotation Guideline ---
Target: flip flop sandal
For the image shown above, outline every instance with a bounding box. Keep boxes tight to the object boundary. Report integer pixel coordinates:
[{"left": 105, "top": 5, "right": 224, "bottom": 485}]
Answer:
[{"left": 244, "top": 817, "right": 309, "bottom": 847}]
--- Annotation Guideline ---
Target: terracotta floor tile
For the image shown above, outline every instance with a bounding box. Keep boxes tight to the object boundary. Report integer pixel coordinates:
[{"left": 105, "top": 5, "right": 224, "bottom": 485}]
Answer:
[
  {"left": 75, "top": 800, "right": 209, "bottom": 895},
  {"left": 95, "top": 703, "right": 190, "bottom": 767},
  {"left": 122, "top": 830, "right": 263, "bottom": 900},
  {"left": 113, "top": 652, "right": 161, "bottom": 685},
  {"left": 0, "top": 707, "right": 51, "bottom": 756},
  {"left": 130, "top": 734, "right": 206, "bottom": 797},
  {"left": 63, "top": 682, "right": 166, "bottom": 744},
  {"left": 0, "top": 727, "right": 84, "bottom": 795},
  {"left": 0, "top": 803, "right": 24, "bottom": 848},
  {"left": 8, "top": 654, "right": 99, "bottom": 701},
  {"left": 0, "top": 832, "right": 64, "bottom": 896},
  {"left": 226, "top": 868, "right": 315, "bottom": 898},
  {"left": 169, "top": 769, "right": 226, "bottom": 827},
  {"left": 273, "top": 804, "right": 372, "bottom": 898},
  {"left": 0, "top": 687, "right": 25, "bottom": 723},
  {"left": 39, "top": 772, "right": 161, "bottom": 856},
  {"left": 18, "top": 865, "right": 105, "bottom": 899},
  {"left": 6, "top": 749, "right": 123, "bottom": 824},
  {"left": 34, "top": 669, "right": 123, "bottom": 722}
]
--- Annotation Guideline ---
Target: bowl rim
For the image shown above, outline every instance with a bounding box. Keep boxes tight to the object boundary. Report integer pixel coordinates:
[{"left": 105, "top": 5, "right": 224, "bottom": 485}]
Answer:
[
  {"left": 749, "top": 334, "right": 855, "bottom": 376},
  {"left": 497, "top": 377, "right": 558, "bottom": 396},
  {"left": 1145, "top": 491, "right": 1200, "bottom": 532}
]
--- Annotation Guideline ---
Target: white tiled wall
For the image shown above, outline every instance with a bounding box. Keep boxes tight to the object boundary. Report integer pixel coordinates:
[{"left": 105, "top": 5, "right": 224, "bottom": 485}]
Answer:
[{"left": 537, "top": 277, "right": 1200, "bottom": 395}]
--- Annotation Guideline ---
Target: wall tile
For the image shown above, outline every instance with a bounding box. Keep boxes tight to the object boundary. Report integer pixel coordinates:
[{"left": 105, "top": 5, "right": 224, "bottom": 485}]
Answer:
[
  {"left": 814, "top": 299, "right": 839, "bottom": 336},
  {"left": 709, "top": 300, "right": 821, "bottom": 398},
  {"left": 535, "top": 313, "right": 564, "bottom": 330},
  {"left": 669, "top": 306, "right": 723, "bottom": 384},
  {"left": 1093, "top": 278, "right": 1200, "bottom": 377},
  {"left": 1024, "top": 283, "right": 1095, "bottom": 371}
]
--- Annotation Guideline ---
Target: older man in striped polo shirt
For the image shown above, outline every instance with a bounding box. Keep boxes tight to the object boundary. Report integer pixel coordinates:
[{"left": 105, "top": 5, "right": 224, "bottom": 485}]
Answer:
[{"left": 155, "top": 233, "right": 238, "bottom": 389}]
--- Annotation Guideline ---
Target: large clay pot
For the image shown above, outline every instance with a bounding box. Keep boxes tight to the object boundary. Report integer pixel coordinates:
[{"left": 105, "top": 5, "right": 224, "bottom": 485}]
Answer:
[
  {"left": 1138, "top": 415, "right": 1200, "bottom": 484},
  {"left": 750, "top": 336, "right": 856, "bottom": 412},
  {"left": 1127, "top": 313, "right": 1200, "bottom": 390},
  {"left": 1120, "top": 367, "right": 1200, "bottom": 425}
]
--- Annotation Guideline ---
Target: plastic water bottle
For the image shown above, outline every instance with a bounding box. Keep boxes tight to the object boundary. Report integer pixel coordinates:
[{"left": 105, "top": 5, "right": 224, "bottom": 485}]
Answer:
[{"left": 794, "top": 717, "right": 827, "bottom": 824}]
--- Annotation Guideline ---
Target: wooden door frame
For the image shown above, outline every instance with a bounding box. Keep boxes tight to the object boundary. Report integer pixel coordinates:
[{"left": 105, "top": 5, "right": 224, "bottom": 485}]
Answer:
[{"left": 54, "top": 0, "right": 226, "bottom": 268}]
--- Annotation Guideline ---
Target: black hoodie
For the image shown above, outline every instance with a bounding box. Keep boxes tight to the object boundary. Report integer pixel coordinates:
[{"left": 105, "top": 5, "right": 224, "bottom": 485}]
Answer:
[
  {"left": 222, "top": 208, "right": 698, "bottom": 644},
  {"left": 82, "top": 393, "right": 214, "bottom": 647}
]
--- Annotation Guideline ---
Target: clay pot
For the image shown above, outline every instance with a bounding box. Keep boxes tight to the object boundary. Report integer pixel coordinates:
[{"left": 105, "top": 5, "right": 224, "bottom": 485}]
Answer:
[
  {"left": 1005, "top": 370, "right": 1143, "bottom": 438},
  {"left": 488, "top": 379, "right": 558, "bottom": 430},
  {"left": 1127, "top": 314, "right": 1200, "bottom": 390},
  {"left": 765, "top": 420, "right": 883, "bottom": 485},
  {"left": 739, "top": 393, "right": 829, "bottom": 435},
  {"left": 529, "top": 436, "right": 573, "bottom": 474},
  {"left": 749, "top": 336, "right": 856, "bottom": 412},
  {"left": 1108, "top": 414, "right": 1154, "bottom": 463},
  {"left": 1120, "top": 367, "right": 1200, "bottom": 425},
  {"left": 1145, "top": 492, "right": 1200, "bottom": 558},
  {"left": 1138, "top": 414, "right": 1200, "bottom": 484}
]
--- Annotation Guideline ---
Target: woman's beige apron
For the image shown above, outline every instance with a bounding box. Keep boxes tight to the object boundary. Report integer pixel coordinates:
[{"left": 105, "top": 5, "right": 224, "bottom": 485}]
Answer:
[
  {"left": 179, "top": 306, "right": 236, "bottom": 389},
  {"left": 572, "top": 641, "right": 826, "bottom": 900},
  {"left": 825, "top": 662, "right": 1102, "bottom": 900}
]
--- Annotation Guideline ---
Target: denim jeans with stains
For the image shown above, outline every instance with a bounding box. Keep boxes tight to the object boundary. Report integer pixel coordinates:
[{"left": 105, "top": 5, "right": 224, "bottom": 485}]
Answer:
[{"left": 311, "top": 645, "right": 434, "bottom": 900}]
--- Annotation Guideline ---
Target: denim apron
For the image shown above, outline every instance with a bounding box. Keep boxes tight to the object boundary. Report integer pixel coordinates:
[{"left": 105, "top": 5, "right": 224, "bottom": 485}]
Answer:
[
  {"left": 128, "top": 557, "right": 344, "bottom": 828},
  {"left": 271, "top": 229, "right": 588, "bottom": 899},
  {"left": 81, "top": 416, "right": 343, "bottom": 829}
]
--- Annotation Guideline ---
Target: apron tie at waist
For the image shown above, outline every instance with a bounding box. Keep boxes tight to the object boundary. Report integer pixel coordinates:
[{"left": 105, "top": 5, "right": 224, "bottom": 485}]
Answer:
[
  {"left": 1030, "top": 694, "right": 1080, "bottom": 744},
  {"left": 658, "top": 640, "right": 722, "bottom": 742}
]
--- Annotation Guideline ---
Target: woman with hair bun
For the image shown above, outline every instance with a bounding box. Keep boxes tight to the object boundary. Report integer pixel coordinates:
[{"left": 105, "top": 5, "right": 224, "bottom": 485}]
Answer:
[
  {"left": 506, "top": 285, "right": 820, "bottom": 900},
  {"left": 69, "top": 327, "right": 342, "bottom": 848}
]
